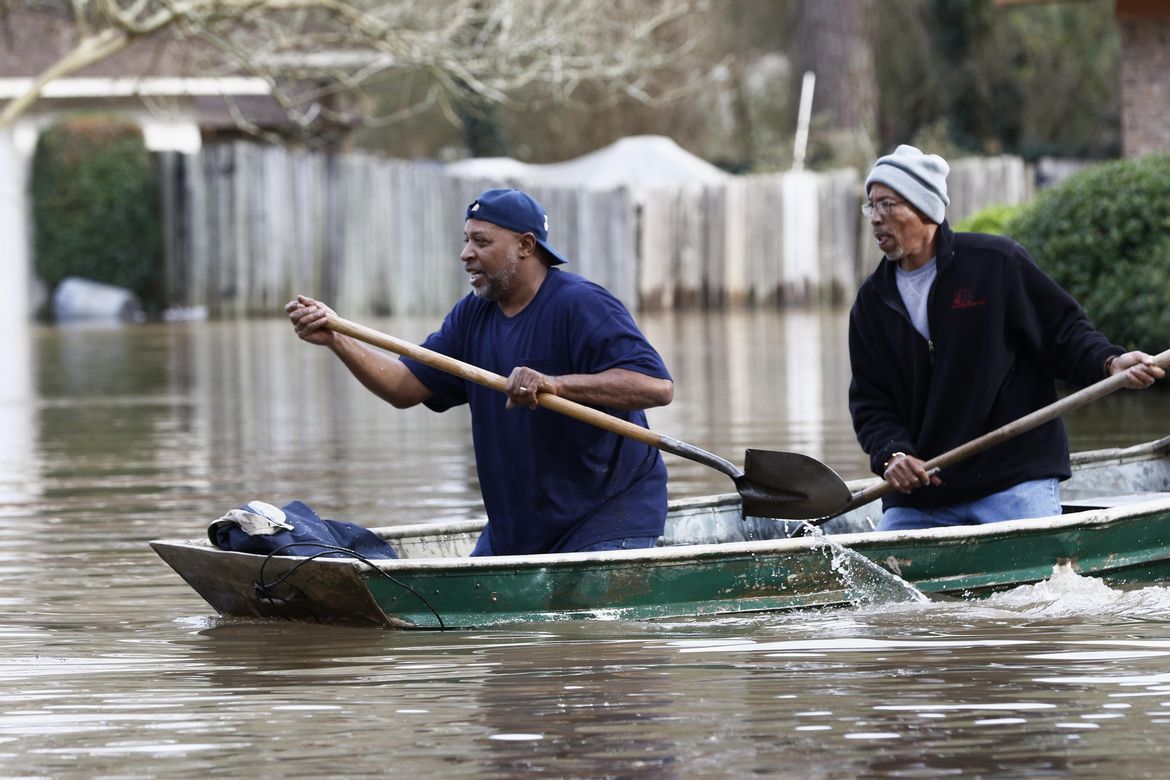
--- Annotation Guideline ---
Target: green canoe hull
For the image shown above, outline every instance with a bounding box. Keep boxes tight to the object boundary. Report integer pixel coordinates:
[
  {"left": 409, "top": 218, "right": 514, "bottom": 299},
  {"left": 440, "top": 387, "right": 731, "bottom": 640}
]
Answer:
[
  {"left": 151, "top": 436, "right": 1170, "bottom": 629},
  {"left": 850, "top": 506, "right": 1170, "bottom": 595}
]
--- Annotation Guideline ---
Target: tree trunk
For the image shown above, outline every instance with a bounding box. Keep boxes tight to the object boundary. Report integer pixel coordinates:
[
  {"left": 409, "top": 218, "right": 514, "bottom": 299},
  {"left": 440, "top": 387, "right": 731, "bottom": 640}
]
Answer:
[{"left": 795, "top": 0, "right": 878, "bottom": 167}]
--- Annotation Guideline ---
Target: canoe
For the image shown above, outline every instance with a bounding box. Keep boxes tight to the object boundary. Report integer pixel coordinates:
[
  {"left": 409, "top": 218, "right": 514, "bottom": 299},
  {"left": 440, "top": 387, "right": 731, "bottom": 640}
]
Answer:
[{"left": 150, "top": 435, "right": 1170, "bottom": 629}]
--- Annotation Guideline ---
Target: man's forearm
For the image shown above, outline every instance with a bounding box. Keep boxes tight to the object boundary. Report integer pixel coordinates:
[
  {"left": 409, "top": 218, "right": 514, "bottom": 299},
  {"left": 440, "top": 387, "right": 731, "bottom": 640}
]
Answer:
[
  {"left": 550, "top": 368, "right": 673, "bottom": 411},
  {"left": 330, "top": 335, "right": 430, "bottom": 409}
]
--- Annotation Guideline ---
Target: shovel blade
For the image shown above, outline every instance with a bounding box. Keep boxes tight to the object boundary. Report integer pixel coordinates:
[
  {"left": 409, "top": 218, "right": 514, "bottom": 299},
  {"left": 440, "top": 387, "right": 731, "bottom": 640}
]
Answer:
[{"left": 737, "top": 449, "right": 852, "bottom": 519}]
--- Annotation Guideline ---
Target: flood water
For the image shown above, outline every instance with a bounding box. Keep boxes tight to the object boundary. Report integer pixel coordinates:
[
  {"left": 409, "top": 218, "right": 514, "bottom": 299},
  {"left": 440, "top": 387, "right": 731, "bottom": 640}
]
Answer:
[{"left": 3, "top": 309, "right": 1170, "bottom": 778}]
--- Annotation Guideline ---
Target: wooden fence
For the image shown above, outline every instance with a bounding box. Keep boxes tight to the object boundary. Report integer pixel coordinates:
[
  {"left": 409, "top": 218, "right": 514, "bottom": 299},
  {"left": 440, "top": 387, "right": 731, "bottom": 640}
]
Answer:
[{"left": 159, "top": 142, "right": 1030, "bottom": 317}]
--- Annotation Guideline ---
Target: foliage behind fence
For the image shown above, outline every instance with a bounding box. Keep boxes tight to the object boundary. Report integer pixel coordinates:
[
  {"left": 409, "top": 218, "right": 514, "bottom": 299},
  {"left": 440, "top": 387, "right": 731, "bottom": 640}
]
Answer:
[
  {"left": 33, "top": 115, "right": 161, "bottom": 313},
  {"left": 159, "top": 142, "right": 1029, "bottom": 317}
]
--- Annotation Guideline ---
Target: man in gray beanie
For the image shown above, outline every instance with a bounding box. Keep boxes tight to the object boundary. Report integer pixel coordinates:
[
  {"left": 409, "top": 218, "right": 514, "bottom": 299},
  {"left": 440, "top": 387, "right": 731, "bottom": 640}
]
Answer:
[{"left": 847, "top": 145, "right": 1163, "bottom": 531}]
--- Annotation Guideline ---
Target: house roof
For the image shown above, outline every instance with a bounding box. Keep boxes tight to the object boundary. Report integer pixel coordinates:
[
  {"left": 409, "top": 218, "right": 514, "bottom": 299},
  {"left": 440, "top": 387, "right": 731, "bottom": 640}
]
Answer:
[
  {"left": 0, "top": 7, "right": 291, "bottom": 128},
  {"left": 0, "top": 7, "right": 212, "bottom": 79}
]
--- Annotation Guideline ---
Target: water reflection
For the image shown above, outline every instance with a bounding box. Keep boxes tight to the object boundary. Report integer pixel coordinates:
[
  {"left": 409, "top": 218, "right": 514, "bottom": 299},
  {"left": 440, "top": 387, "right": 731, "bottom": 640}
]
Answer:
[
  {"left": 2, "top": 312, "right": 1170, "bottom": 777},
  {"left": 17, "top": 310, "right": 1168, "bottom": 526},
  {"left": 641, "top": 308, "right": 860, "bottom": 492},
  {"left": 466, "top": 637, "right": 683, "bottom": 778},
  {"left": 0, "top": 322, "right": 33, "bottom": 511},
  {"left": 2, "top": 574, "right": 1170, "bottom": 776},
  {"left": 648, "top": 574, "right": 1170, "bottom": 778}
]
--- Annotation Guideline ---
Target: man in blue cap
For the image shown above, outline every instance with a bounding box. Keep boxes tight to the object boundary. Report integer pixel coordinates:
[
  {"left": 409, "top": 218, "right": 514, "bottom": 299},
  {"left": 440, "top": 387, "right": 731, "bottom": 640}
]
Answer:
[
  {"left": 287, "top": 188, "right": 674, "bottom": 555},
  {"left": 849, "top": 145, "right": 1163, "bottom": 531}
]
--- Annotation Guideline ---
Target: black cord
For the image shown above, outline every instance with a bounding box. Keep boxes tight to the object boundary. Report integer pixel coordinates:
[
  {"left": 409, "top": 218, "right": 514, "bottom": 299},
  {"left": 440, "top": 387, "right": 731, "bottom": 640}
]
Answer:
[
  {"left": 252, "top": 578, "right": 323, "bottom": 624},
  {"left": 256, "top": 542, "right": 447, "bottom": 630}
]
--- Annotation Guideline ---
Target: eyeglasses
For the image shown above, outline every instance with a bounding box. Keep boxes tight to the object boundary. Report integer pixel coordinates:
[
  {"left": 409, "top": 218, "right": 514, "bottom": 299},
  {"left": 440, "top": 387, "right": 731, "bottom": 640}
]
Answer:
[{"left": 861, "top": 198, "right": 906, "bottom": 219}]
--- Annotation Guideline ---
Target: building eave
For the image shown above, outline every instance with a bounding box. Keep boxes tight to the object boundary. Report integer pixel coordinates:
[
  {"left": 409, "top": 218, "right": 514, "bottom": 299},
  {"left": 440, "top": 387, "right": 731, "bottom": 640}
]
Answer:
[{"left": 0, "top": 76, "right": 272, "bottom": 100}]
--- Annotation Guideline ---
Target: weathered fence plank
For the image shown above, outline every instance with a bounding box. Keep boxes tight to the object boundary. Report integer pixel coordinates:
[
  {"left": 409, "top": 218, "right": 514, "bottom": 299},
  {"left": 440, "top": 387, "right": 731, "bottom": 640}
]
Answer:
[{"left": 158, "top": 143, "right": 1030, "bottom": 317}]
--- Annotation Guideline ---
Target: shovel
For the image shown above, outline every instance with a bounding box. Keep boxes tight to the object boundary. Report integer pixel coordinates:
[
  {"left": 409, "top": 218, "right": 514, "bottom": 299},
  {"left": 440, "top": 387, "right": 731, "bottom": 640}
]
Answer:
[
  {"left": 814, "top": 346, "right": 1170, "bottom": 524},
  {"left": 325, "top": 315, "right": 852, "bottom": 519}
]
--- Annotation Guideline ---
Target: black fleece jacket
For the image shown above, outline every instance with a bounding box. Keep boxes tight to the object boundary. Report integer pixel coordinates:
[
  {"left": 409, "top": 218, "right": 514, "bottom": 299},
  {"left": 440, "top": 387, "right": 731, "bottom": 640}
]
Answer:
[{"left": 848, "top": 221, "right": 1123, "bottom": 509}]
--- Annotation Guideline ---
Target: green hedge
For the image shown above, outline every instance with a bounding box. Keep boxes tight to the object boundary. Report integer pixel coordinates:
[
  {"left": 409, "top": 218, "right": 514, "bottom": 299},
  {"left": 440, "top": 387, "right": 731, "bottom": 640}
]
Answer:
[
  {"left": 1004, "top": 154, "right": 1170, "bottom": 350},
  {"left": 32, "top": 115, "right": 162, "bottom": 314},
  {"left": 954, "top": 203, "right": 1023, "bottom": 235}
]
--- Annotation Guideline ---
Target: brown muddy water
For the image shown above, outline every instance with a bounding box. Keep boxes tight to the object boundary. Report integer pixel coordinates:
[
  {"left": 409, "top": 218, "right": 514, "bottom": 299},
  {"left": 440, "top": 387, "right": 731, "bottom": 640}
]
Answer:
[{"left": 3, "top": 309, "right": 1170, "bottom": 779}]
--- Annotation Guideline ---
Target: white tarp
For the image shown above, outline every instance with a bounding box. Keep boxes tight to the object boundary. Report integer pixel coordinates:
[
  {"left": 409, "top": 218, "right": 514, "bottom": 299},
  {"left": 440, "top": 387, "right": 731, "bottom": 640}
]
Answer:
[{"left": 446, "top": 135, "right": 729, "bottom": 192}]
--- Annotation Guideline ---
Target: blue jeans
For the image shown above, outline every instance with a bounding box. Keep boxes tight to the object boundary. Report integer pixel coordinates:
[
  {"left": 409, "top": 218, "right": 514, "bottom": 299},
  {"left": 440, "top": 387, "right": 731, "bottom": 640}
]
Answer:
[
  {"left": 470, "top": 531, "right": 659, "bottom": 556},
  {"left": 879, "top": 478, "right": 1061, "bottom": 531},
  {"left": 575, "top": 536, "right": 660, "bottom": 553}
]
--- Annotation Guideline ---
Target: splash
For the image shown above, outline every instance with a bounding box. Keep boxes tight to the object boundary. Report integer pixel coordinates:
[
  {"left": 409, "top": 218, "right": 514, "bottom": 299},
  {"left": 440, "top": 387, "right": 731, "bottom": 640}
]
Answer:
[
  {"left": 984, "top": 562, "right": 1170, "bottom": 620},
  {"left": 804, "top": 525, "right": 930, "bottom": 606}
]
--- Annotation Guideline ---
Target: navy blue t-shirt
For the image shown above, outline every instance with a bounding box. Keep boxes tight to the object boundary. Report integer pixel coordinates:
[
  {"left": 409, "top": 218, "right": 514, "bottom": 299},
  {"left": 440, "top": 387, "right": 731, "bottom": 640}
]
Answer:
[{"left": 401, "top": 270, "right": 671, "bottom": 555}]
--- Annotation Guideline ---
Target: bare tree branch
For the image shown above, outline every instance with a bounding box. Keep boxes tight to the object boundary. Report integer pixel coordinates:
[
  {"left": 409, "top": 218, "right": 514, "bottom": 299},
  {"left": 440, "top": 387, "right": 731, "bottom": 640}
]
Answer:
[
  {"left": 0, "top": 25, "right": 129, "bottom": 125},
  {"left": 1, "top": 0, "right": 704, "bottom": 137}
]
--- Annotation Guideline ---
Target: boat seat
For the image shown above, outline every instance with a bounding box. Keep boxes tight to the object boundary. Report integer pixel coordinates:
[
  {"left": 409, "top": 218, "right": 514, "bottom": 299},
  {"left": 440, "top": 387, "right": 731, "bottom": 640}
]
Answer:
[{"left": 1061, "top": 491, "right": 1170, "bottom": 511}]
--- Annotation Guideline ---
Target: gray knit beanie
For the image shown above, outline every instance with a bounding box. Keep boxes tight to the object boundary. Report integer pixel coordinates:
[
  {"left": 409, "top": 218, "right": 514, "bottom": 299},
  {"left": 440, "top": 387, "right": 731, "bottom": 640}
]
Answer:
[{"left": 864, "top": 144, "right": 950, "bottom": 224}]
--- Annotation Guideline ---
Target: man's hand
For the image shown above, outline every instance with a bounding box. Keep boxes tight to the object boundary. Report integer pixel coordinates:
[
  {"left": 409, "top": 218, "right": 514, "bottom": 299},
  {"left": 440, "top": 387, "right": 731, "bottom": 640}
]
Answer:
[
  {"left": 504, "top": 366, "right": 560, "bottom": 410},
  {"left": 286, "top": 295, "right": 336, "bottom": 347},
  {"left": 1108, "top": 351, "right": 1166, "bottom": 389},
  {"left": 883, "top": 453, "right": 942, "bottom": 494}
]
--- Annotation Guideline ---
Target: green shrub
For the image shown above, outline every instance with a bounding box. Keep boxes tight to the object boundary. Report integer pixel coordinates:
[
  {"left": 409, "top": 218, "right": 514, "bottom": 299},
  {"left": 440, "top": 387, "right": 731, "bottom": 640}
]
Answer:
[
  {"left": 955, "top": 203, "right": 1024, "bottom": 235},
  {"left": 1004, "top": 154, "right": 1170, "bottom": 350},
  {"left": 32, "top": 114, "right": 162, "bottom": 314}
]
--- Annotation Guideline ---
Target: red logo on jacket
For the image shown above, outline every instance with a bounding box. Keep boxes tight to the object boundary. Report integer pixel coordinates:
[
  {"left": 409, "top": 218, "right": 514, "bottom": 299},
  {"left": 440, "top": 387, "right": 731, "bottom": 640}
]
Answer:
[{"left": 951, "top": 288, "right": 987, "bottom": 309}]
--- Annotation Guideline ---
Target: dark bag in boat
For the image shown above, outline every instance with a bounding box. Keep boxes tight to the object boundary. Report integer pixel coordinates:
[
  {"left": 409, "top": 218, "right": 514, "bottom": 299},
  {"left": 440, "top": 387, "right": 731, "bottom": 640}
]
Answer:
[{"left": 208, "top": 499, "right": 398, "bottom": 559}]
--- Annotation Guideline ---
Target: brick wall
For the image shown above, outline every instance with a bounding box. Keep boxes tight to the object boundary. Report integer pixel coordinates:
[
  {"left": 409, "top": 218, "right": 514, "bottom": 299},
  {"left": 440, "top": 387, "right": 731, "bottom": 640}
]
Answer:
[{"left": 1121, "top": 19, "right": 1170, "bottom": 157}]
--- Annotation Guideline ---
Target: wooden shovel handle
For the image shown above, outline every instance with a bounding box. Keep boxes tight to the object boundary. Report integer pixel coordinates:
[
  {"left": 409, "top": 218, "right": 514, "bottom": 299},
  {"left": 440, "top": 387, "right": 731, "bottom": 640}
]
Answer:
[
  {"left": 845, "top": 347, "right": 1170, "bottom": 513},
  {"left": 326, "top": 315, "right": 664, "bottom": 449}
]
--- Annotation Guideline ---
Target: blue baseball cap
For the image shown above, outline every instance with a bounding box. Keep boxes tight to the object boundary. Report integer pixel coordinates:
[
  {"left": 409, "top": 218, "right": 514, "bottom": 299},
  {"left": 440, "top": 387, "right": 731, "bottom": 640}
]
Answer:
[{"left": 465, "top": 188, "right": 568, "bottom": 265}]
